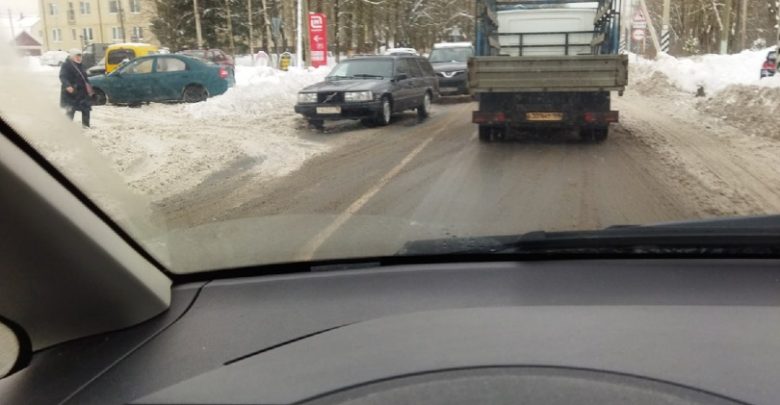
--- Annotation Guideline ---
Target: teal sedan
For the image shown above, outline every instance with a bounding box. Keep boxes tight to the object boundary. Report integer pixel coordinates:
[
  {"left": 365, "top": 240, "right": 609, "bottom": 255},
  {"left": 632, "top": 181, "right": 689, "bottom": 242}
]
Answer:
[{"left": 89, "top": 54, "right": 235, "bottom": 105}]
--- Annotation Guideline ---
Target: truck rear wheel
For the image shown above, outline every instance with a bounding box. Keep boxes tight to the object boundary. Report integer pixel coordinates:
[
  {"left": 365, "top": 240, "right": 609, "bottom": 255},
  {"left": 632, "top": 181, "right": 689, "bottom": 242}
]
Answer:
[
  {"left": 478, "top": 126, "right": 493, "bottom": 143},
  {"left": 579, "top": 126, "right": 608, "bottom": 143}
]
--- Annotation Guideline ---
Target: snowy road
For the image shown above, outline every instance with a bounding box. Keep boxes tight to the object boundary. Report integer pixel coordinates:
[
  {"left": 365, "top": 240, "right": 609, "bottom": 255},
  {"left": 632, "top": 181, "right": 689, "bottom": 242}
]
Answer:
[{"left": 153, "top": 86, "right": 780, "bottom": 269}]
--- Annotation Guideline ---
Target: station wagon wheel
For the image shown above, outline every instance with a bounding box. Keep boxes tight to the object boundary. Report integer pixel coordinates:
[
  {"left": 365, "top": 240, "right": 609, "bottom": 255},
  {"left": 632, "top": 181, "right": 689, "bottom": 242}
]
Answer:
[
  {"left": 376, "top": 96, "right": 392, "bottom": 126},
  {"left": 91, "top": 89, "right": 107, "bottom": 106},
  {"left": 417, "top": 91, "right": 432, "bottom": 119},
  {"left": 183, "top": 85, "right": 208, "bottom": 103}
]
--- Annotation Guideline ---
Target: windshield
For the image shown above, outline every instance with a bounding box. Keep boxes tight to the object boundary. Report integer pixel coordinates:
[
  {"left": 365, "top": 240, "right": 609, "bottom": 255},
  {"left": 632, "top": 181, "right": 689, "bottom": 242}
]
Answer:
[
  {"left": 429, "top": 47, "right": 473, "bottom": 63},
  {"left": 1, "top": 1, "right": 780, "bottom": 275},
  {"left": 328, "top": 59, "right": 393, "bottom": 78}
]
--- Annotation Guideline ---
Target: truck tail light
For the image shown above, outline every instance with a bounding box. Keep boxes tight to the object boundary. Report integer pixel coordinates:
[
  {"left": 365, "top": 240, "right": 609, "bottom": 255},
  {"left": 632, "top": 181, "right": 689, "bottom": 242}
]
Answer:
[
  {"left": 473, "top": 112, "right": 507, "bottom": 124},
  {"left": 584, "top": 111, "right": 619, "bottom": 123}
]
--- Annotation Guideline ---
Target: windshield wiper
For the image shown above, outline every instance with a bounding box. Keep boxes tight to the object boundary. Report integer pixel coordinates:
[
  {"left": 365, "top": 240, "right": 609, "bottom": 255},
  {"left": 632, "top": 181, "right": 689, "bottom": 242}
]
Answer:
[
  {"left": 327, "top": 75, "right": 353, "bottom": 80},
  {"left": 397, "top": 215, "right": 780, "bottom": 257},
  {"left": 351, "top": 74, "right": 385, "bottom": 79}
]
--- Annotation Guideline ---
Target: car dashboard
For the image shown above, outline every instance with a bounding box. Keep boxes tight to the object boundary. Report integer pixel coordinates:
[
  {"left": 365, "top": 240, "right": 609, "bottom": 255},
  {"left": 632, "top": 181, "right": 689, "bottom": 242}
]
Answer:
[{"left": 2, "top": 258, "right": 780, "bottom": 404}]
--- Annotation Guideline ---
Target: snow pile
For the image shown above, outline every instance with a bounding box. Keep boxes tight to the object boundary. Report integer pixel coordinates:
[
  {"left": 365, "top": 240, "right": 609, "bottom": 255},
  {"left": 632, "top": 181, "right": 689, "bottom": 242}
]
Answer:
[
  {"left": 86, "top": 66, "right": 332, "bottom": 199},
  {"left": 696, "top": 85, "right": 780, "bottom": 140},
  {"left": 187, "top": 66, "right": 329, "bottom": 119},
  {"left": 631, "top": 49, "right": 780, "bottom": 94}
]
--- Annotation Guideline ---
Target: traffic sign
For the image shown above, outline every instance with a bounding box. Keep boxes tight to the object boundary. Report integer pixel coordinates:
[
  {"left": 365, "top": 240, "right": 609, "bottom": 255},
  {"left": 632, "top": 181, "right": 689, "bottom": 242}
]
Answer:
[{"left": 632, "top": 29, "right": 646, "bottom": 41}]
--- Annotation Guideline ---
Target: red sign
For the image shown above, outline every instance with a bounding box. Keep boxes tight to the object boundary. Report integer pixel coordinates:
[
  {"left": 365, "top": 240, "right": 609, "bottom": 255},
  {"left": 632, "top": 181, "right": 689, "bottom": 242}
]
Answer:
[{"left": 308, "top": 13, "right": 328, "bottom": 68}]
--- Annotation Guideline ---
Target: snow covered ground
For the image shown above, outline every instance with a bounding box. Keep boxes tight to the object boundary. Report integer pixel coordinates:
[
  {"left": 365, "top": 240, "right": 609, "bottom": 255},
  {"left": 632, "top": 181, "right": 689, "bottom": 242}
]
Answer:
[{"left": 630, "top": 49, "right": 780, "bottom": 140}]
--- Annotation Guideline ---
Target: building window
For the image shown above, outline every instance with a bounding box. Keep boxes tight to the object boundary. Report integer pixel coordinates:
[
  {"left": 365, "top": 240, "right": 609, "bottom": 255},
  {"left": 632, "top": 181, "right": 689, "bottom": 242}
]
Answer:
[
  {"left": 131, "top": 26, "right": 143, "bottom": 40},
  {"left": 83, "top": 27, "right": 94, "bottom": 41},
  {"left": 49, "top": 3, "right": 58, "bottom": 15},
  {"left": 80, "top": 1, "right": 91, "bottom": 14},
  {"left": 129, "top": 0, "right": 141, "bottom": 13},
  {"left": 112, "top": 27, "right": 123, "bottom": 41},
  {"left": 109, "top": 0, "right": 119, "bottom": 13},
  {"left": 72, "top": 29, "right": 77, "bottom": 40},
  {"left": 67, "top": 2, "right": 76, "bottom": 21},
  {"left": 52, "top": 28, "right": 62, "bottom": 42}
]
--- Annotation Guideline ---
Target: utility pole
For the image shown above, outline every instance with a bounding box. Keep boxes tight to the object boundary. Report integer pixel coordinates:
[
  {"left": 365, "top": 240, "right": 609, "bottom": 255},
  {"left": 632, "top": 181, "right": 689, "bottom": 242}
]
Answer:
[
  {"left": 118, "top": 0, "right": 126, "bottom": 42},
  {"left": 96, "top": 0, "right": 104, "bottom": 43},
  {"left": 193, "top": 0, "right": 204, "bottom": 48},
  {"left": 248, "top": 0, "right": 254, "bottom": 59},
  {"left": 739, "top": 0, "right": 747, "bottom": 50},
  {"left": 7, "top": 9, "right": 15, "bottom": 39},
  {"left": 661, "top": 0, "right": 671, "bottom": 53},
  {"left": 720, "top": 0, "right": 731, "bottom": 54},
  {"left": 296, "top": 0, "right": 303, "bottom": 67}
]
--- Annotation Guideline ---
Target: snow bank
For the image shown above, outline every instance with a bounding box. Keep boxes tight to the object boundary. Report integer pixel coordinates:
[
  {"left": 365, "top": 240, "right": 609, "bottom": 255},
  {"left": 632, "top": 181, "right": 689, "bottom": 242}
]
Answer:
[
  {"left": 86, "top": 66, "right": 332, "bottom": 199},
  {"left": 188, "top": 65, "right": 329, "bottom": 119},
  {"left": 696, "top": 85, "right": 780, "bottom": 140},
  {"left": 631, "top": 49, "right": 780, "bottom": 94},
  {"left": 630, "top": 50, "right": 780, "bottom": 141}
]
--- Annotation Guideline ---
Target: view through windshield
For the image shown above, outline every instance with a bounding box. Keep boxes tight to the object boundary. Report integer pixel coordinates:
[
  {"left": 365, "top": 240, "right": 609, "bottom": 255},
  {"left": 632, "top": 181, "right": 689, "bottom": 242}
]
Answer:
[
  {"left": 328, "top": 59, "right": 393, "bottom": 78},
  {"left": 1, "top": 0, "right": 779, "bottom": 273}
]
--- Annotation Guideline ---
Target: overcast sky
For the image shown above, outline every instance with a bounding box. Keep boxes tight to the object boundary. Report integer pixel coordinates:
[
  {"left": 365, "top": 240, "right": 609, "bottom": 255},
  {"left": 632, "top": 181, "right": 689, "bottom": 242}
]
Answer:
[{"left": 0, "top": 0, "right": 39, "bottom": 17}]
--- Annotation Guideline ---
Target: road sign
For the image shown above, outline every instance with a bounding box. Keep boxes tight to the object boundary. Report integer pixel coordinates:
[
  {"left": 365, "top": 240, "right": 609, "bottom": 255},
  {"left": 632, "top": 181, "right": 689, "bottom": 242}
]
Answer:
[
  {"left": 633, "top": 10, "right": 647, "bottom": 29},
  {"left": 308, "top": 13, "right": 328, "bottom": 68},
  {"left": 632, "top": 29, "right": 646, "bottom": 41}
]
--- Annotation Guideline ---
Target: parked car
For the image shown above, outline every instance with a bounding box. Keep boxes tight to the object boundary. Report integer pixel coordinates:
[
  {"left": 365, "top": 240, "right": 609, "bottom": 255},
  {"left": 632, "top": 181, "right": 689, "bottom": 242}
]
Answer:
[
  {"left": 295, "top": 55, "right": 439, "bottom": 130},
  {"left": 105, "top": 43, "right": 159, "bottom": 74},
  {"left": 384, "top": 47, "right": 419, "bottom": 56},
  {"left": 86, "top": 57, "right": 106, "bottom": 77},
  {"left": 89, "top": 54, "right": 235, "bottom": 106},
  {"left": 428, "top": 42, "right": 473, "bottom": 94},
  {"left": 177, "top": 49, "right": 235, "bottom": 67},
  {"left": 81, "top": 43, "right": 109, "bottom": 69},
  {"left": 760, "top": 49, "right": 776, "bottom": 78},
  {"left": 40, "top": 50, "right": 68, "bottom": 66}
]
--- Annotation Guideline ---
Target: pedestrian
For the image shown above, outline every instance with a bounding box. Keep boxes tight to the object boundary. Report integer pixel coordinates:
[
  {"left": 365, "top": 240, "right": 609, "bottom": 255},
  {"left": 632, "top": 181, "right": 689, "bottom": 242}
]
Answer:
[{"left": 59, "top": 48, "right": 93, "bottom": 128}]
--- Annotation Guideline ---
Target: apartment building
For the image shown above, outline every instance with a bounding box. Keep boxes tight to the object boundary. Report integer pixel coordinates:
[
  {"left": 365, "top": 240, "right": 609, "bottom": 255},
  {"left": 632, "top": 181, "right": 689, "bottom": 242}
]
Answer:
[{"left": 39, "top": 0, "right": 159, "bottom": 51}]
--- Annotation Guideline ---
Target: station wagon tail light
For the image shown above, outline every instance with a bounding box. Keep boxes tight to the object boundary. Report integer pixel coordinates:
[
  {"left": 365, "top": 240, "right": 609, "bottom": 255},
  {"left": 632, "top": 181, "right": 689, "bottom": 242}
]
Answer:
[{"left": 219, "top": 67, "right": 229, "bottom": 79}]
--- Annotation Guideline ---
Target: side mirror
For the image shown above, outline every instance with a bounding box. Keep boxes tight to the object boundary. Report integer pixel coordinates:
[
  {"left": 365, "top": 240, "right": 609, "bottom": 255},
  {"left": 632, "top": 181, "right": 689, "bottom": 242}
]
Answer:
[
  {"left": 395, "top": 73, "right": 409, "bottom": 82},
  {"left": 0, "top": 317, "right": 31, "bottom": 379}
]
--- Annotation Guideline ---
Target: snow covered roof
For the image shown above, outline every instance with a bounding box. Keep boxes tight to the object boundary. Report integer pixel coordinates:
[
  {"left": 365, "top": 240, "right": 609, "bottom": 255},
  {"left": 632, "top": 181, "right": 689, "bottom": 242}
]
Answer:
[
  {"left": 0, "top": 15, "right": 41, "bottom": 42},
  {"left": 433, "top": 42, "right": 473, "bottom": 49}
]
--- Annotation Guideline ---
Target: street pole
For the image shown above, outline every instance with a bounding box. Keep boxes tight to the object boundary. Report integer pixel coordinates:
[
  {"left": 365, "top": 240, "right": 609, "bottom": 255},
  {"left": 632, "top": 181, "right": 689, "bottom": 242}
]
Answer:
[
  {"left": 193, "top": 0, "right": 204, "bottom": 49},
  {"left": 661, "top": 0, "right": 671, "bottom": 53},
  {"left": 118, "top": 1, "right": 126, "bottom": 42},
  {"left": 720, "top": 0, "right": 731, "bottom": 54},
  {"left": 248, "top": 0, "right": 254, "bottom": 60},
  {"left": 296, "top": 0, "right": 303, "bottom": 67}
]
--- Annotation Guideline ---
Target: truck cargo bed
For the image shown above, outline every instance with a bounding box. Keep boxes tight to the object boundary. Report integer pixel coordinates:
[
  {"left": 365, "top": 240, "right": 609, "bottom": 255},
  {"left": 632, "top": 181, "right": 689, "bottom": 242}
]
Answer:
[{"left": 468, "top": 54, "right": 628, "bottom": 93}]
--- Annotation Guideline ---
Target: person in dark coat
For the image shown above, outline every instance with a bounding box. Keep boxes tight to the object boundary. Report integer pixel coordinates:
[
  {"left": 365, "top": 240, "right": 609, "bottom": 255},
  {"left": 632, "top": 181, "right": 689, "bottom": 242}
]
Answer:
[{"left": 59, "top": 48, "right": 92, "bottom": 128}]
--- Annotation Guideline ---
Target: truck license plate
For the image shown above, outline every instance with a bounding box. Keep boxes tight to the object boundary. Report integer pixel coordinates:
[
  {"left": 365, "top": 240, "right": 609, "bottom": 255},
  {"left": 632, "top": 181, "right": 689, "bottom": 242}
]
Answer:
[
  {"left": 316, "top": 106, "right": 341, "bottom": 115},
  {"left": 526, "top": 112, "right": 563, "bottom": 121}
]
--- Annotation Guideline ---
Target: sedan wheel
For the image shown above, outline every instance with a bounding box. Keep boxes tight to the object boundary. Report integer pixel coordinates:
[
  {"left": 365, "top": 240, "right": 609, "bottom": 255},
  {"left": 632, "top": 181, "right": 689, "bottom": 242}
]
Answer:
[
  {"left": 376, "top": 97, "right": 392, "bottom": 126},
  {"left": 183, "top": 85, "right": 208, "bottom": 103},
  {"left": 91, "top": 89, "right": 107, "bottom": 106},
  {"left": 417, "top": 92, "right": 431, "bottom": 119}
]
